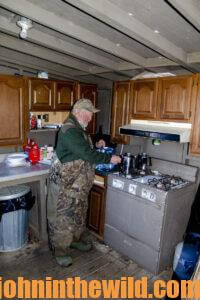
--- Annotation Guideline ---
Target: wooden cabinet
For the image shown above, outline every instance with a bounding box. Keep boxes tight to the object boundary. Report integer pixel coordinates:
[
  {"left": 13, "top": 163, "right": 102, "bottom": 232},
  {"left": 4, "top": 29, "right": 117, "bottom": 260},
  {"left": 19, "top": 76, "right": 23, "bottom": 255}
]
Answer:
[
  {"left": 129, "top": 76, "right": 193, "bottom": 122},
  {"left": 0, "top": 75, "right": 28, "bottom": 146},
  {"left": 76, "top": 83, "right": 97, "bottom": 134},
  {"left": 190, "top": 76, "right": 200, "bottom": 155},
  {"left": 87, "top": 179, "right": 106, "bottom": 237},
  {"left": 130, "top": 79, "right": 158, "bottom": 119},
  {"left": 158, "top": 76, "right": 193, "bottom": 121},
  {"left": 29, "top": 78, "right": 76, "bottom": 111},
  {"left": 111, "top": 76, "right": 194, "bottom": 144},
  {"left": 111, "top": 81, "right": 130, "bottom": 144},
  {"left": 29, "top": 78, "right": 54, "bottom": 111},
  {"left": 54, "top": 81, "right": 76, "bottom": 110}
]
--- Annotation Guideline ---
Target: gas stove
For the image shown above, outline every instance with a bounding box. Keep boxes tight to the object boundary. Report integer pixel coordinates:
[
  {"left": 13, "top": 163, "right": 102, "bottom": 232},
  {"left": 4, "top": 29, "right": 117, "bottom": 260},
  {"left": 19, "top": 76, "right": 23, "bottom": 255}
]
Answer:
[
  {"left": 113, "top": 172, "right": 189, "bottom": 191},
  {"left": 105, "top": 160, "right": 197, "bottom": 274}
]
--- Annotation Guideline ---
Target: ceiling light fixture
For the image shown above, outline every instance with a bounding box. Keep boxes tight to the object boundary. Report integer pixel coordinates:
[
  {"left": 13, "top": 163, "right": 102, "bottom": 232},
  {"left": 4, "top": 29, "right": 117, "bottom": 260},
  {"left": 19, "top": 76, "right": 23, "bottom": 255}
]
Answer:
[
  {"left": 17, "top": 17, "right": 33, "bottom": 39},
  {"left": 38, "top": 71, "right": 48, "bottom": 79},
  {"left": 154, "top": 30, "right": 160, "bottom": 34},
  {"left": 128, "top": 12, "right": 133, "bottom": 16}
]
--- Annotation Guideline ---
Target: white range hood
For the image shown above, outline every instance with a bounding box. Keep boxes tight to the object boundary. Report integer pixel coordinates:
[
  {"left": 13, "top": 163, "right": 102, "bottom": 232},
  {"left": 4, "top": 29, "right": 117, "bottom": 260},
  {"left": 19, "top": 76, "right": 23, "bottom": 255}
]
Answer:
[{"left": 119, "top": 120, "right": 192, "bottom": 143}]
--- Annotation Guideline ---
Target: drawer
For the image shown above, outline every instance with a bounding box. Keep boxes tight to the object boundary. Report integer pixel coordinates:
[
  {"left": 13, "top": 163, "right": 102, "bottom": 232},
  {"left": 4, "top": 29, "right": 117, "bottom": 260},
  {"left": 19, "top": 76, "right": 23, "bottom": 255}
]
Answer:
[{"left": 94, "top": 174, "right": 105, "bottom": 187}]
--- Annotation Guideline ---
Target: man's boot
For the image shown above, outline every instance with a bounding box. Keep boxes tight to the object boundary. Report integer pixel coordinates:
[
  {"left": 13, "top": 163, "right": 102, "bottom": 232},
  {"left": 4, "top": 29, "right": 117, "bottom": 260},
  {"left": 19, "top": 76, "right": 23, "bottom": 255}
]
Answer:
[
  {"left": 70, "top": 241, "right": 92, "bottom": 252},
  {"left": 55, "top": 255, "right": 72, "bottom": 267}
]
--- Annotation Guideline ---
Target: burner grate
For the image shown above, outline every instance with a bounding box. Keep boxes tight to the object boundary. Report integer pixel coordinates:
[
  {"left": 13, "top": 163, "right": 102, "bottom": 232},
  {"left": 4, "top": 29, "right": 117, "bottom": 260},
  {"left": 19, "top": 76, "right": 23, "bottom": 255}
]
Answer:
[{"left": 148, "top": 175, "right": 188, "bottom": 191}]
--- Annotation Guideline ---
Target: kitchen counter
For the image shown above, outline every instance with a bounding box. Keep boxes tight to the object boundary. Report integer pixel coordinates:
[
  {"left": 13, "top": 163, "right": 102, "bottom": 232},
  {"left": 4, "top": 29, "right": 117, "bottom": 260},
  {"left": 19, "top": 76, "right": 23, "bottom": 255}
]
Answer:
[
  {"left": 0, "top": 161, "right": 116, "bottom": 242},
  {"left": 0, "top": 162, "right": 50, "bottom": 184}
]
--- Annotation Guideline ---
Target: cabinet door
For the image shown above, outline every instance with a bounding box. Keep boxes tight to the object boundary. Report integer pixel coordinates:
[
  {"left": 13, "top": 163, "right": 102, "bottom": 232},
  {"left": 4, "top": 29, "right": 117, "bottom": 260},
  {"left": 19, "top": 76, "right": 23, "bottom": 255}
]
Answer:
[
  {"left": 54, "top": 81, "right": 76, "bottom": 110},
  {"left": 0, "top": 76, "right": 28, "bottom": 146},
  {"left": 76, "top": 83, "right": 97, "bottom": 134},
  {"left": 29, "top": 79, "right": 54, "bottom": 111},
  {"left": 88, "top": 184, "right": 106, "bottom": 237},
  {"left": 111, "top": 81, "right": 130, "bottom": 144},
  {"left": 190, "top": 79, "right": 200, "bottom": 155},
  {"left": 158, "top": 76, "right": 193, "bottom": 121},
  {"left": 130, "top": 79, "right": 158, "bottom": 119}
]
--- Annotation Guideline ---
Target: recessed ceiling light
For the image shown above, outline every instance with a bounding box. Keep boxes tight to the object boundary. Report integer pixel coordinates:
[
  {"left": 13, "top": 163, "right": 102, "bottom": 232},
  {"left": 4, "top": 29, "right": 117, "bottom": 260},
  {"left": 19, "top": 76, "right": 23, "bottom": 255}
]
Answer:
[
  {"left": 154, "top": 30, "right": 160, "bottom": 34},
  {"left": 128, "top": 12, "right": 133, "bottom": 16},
  {"left": 116, "top": 43, "right": 121, "bottom": 47}
]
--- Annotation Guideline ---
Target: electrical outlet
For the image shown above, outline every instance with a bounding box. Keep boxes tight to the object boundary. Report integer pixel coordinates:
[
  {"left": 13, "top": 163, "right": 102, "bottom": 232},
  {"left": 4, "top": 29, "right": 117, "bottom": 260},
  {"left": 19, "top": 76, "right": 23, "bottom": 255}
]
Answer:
[{"left": 43, "top": 114, "right": 49, "bottom": 122}]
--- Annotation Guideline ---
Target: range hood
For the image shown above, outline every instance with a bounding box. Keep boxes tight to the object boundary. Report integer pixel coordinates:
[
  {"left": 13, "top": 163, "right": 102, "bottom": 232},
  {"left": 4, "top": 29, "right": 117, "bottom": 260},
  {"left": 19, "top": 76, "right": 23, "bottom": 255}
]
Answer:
[{"left": 119, "top": 120, "right": 192, "bottom": 143}]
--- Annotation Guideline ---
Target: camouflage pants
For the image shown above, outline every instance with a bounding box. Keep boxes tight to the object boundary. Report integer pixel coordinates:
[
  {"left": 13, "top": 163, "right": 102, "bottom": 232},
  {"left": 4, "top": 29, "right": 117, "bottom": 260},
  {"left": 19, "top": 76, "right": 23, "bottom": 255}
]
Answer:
[{"left": 47, "top": 154, "right": 95, "bottom": 256}]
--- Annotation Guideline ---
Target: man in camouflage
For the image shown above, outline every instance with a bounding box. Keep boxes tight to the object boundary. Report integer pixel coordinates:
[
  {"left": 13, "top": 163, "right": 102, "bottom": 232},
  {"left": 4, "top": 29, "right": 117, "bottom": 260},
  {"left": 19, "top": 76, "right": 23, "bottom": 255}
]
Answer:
[{"left": 47, "top": 98, "right": 121, "bottom": 267}]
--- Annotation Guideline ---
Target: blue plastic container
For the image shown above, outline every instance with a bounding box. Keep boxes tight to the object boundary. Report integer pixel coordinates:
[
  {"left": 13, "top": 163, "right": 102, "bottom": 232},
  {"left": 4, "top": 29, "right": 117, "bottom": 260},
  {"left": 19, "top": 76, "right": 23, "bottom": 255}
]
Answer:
[
  {"left": 173, "top": 232, "right": 200, "bottom": 280},
  {"left": 96, "top": 147, "right": 115, "bottom": 172}
]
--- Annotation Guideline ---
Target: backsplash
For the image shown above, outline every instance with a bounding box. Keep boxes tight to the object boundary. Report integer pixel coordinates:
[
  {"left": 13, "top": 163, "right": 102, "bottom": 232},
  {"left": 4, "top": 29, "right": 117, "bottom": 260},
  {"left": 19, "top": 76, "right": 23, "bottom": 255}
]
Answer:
[
  {"left": 31, "top": 111, "right": 69, "bottom": 125},
  {"left": 28, "top": 129, "right": 59, "bottom": 148}
]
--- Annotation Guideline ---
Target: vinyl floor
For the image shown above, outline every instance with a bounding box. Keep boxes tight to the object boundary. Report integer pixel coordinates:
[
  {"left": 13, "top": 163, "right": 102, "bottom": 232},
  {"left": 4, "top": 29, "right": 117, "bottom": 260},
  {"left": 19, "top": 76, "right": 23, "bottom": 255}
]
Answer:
[{"left": 0, "top": 231, "right": 172, "bottom": 300}]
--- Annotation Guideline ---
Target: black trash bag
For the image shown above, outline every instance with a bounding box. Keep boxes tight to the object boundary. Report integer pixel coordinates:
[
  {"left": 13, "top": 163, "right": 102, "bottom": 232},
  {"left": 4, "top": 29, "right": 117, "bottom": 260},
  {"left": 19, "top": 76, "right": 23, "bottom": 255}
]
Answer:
[
  {"left": 0, "top": 191, "right": 35, "bottom": 221},
  {"left": 187, "top": 184, "right": 200, "bottom": 233}
]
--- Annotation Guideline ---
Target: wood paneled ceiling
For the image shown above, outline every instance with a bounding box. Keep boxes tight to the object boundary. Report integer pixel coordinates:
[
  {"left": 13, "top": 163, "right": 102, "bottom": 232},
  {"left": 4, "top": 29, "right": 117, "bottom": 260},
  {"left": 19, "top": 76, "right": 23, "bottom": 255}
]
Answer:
[{"left": 0, "top": 0, "right": 200, "bottom": 83}]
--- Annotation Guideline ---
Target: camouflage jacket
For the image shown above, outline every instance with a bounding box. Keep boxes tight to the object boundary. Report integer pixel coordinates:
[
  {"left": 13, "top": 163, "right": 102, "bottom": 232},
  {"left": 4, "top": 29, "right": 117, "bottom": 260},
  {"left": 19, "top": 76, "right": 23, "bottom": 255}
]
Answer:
[{"left": 56, "top": 113, "right": 111, "bottom": 165}]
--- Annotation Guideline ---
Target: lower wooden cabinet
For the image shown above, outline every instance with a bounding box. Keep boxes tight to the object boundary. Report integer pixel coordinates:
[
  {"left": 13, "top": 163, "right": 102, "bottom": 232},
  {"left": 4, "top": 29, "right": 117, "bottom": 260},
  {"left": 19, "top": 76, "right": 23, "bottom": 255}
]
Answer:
[{"left": 87, "top": 182, "right": 106, "bottom": 237}]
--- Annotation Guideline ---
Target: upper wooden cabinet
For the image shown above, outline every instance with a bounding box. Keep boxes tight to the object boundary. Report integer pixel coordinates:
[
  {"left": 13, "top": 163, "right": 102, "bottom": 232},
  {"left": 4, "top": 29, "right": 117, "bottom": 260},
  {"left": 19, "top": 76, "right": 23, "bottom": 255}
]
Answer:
[
  {"left": 29, "top": 78, "right": 54, "bottom": 111},
  {"left": 190, "top": 75, "right": 200, "bottom": 155},
  {"left": 29, "top": 78, "right": 76, "bottom": 111},
  {"left": 130, "top": 79, "right": 158, "bottom": 120},
  {"left": 76, "top": 83, "right": 97, "bottom": 134},
  {"left": 111, "top": 81, "right": 130, "bottom": 144},
  {"left": 0, "top": 75, "right": 28, "bottom": 146},
  {"left": 158, "top": 76, "right": 193, "bottom": 121},
  {"left": 129, "top": 75, "right": 193, "bottom": 122},
  {"left": 54, "top": 81, "right": 76, "bottom": 110}
]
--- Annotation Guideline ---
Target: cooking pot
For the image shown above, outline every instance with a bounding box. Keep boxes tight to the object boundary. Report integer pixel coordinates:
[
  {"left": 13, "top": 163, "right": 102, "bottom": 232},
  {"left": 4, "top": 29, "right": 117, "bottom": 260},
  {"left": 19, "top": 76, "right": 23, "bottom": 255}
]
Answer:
[
  {"left": 136, "top": 153, "right": 152, "bottom": 171},
  {"left": 121, "top": 153, "right": 137, "bottom": 175}
]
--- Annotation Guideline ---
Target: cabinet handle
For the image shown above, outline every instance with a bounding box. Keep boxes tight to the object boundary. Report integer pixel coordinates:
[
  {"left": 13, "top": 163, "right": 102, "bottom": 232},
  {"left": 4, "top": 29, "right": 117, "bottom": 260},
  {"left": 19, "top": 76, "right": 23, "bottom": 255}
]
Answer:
[
  {"left": 49, "top": 91, "right": 52, "bottom": 107},
  {"left": 71, "top": 91, "right": 73, "bottom": 106},
  {"left": 33, "top": 91, "right": 37, "bottom": 104},
  {"left": 29, "top": 84, "right": 31, "bottom": 109}
]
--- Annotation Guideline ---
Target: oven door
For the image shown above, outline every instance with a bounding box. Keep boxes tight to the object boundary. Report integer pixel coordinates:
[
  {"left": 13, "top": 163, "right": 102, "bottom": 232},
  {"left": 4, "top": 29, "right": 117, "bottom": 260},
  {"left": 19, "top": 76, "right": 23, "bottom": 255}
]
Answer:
[{"left": 105, "top": 186, "right": 165, "bottom": 251}]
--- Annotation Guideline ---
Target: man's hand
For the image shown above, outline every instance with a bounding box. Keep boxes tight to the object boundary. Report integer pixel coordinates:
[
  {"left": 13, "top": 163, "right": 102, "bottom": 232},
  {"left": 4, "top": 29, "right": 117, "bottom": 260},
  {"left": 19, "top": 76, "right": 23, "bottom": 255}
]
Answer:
[
  {"left": 111, "top": 155, "right": 121, "bottom": 164},
  {"left": 96, "top": 139, "right": 106, "bottom": 148}
]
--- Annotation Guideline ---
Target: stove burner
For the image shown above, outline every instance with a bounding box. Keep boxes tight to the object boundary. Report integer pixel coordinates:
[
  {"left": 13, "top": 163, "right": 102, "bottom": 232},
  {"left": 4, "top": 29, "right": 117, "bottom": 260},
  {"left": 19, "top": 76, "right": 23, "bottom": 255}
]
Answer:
[
  {"left": 114, "top": 172, "right": 189, "bottom": 191},
  {"left": 148, "top": 175, "right": 188, "bottom": 191}
]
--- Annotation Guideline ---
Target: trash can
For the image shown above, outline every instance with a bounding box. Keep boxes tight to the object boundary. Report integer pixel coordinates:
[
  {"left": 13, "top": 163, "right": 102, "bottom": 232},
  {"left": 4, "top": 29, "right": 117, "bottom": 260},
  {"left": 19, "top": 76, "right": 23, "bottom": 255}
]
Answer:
[{"left": 0, "top": 185, "right": 34, "bottom": 252}]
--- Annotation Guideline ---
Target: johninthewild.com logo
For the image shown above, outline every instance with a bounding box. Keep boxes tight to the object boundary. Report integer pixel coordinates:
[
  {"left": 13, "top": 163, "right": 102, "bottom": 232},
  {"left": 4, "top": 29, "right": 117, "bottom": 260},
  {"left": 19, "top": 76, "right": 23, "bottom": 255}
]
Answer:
[{"left": 0, "top": 276, "right": 200, "bottom": 298}]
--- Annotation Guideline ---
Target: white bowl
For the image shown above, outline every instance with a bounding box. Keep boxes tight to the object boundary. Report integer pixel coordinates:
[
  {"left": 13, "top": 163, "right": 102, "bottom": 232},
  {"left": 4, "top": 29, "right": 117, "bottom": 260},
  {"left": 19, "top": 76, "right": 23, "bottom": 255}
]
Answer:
[{"left": 5, "top": 153, "right": 28, "bottom": 167}]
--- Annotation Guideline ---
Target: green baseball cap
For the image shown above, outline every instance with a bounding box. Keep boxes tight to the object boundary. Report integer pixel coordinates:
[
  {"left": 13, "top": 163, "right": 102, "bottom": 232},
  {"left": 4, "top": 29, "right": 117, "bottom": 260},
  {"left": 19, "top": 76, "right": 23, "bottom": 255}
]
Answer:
[{"left": 73, "top": 98, "right": 100, "bottom": 113}]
